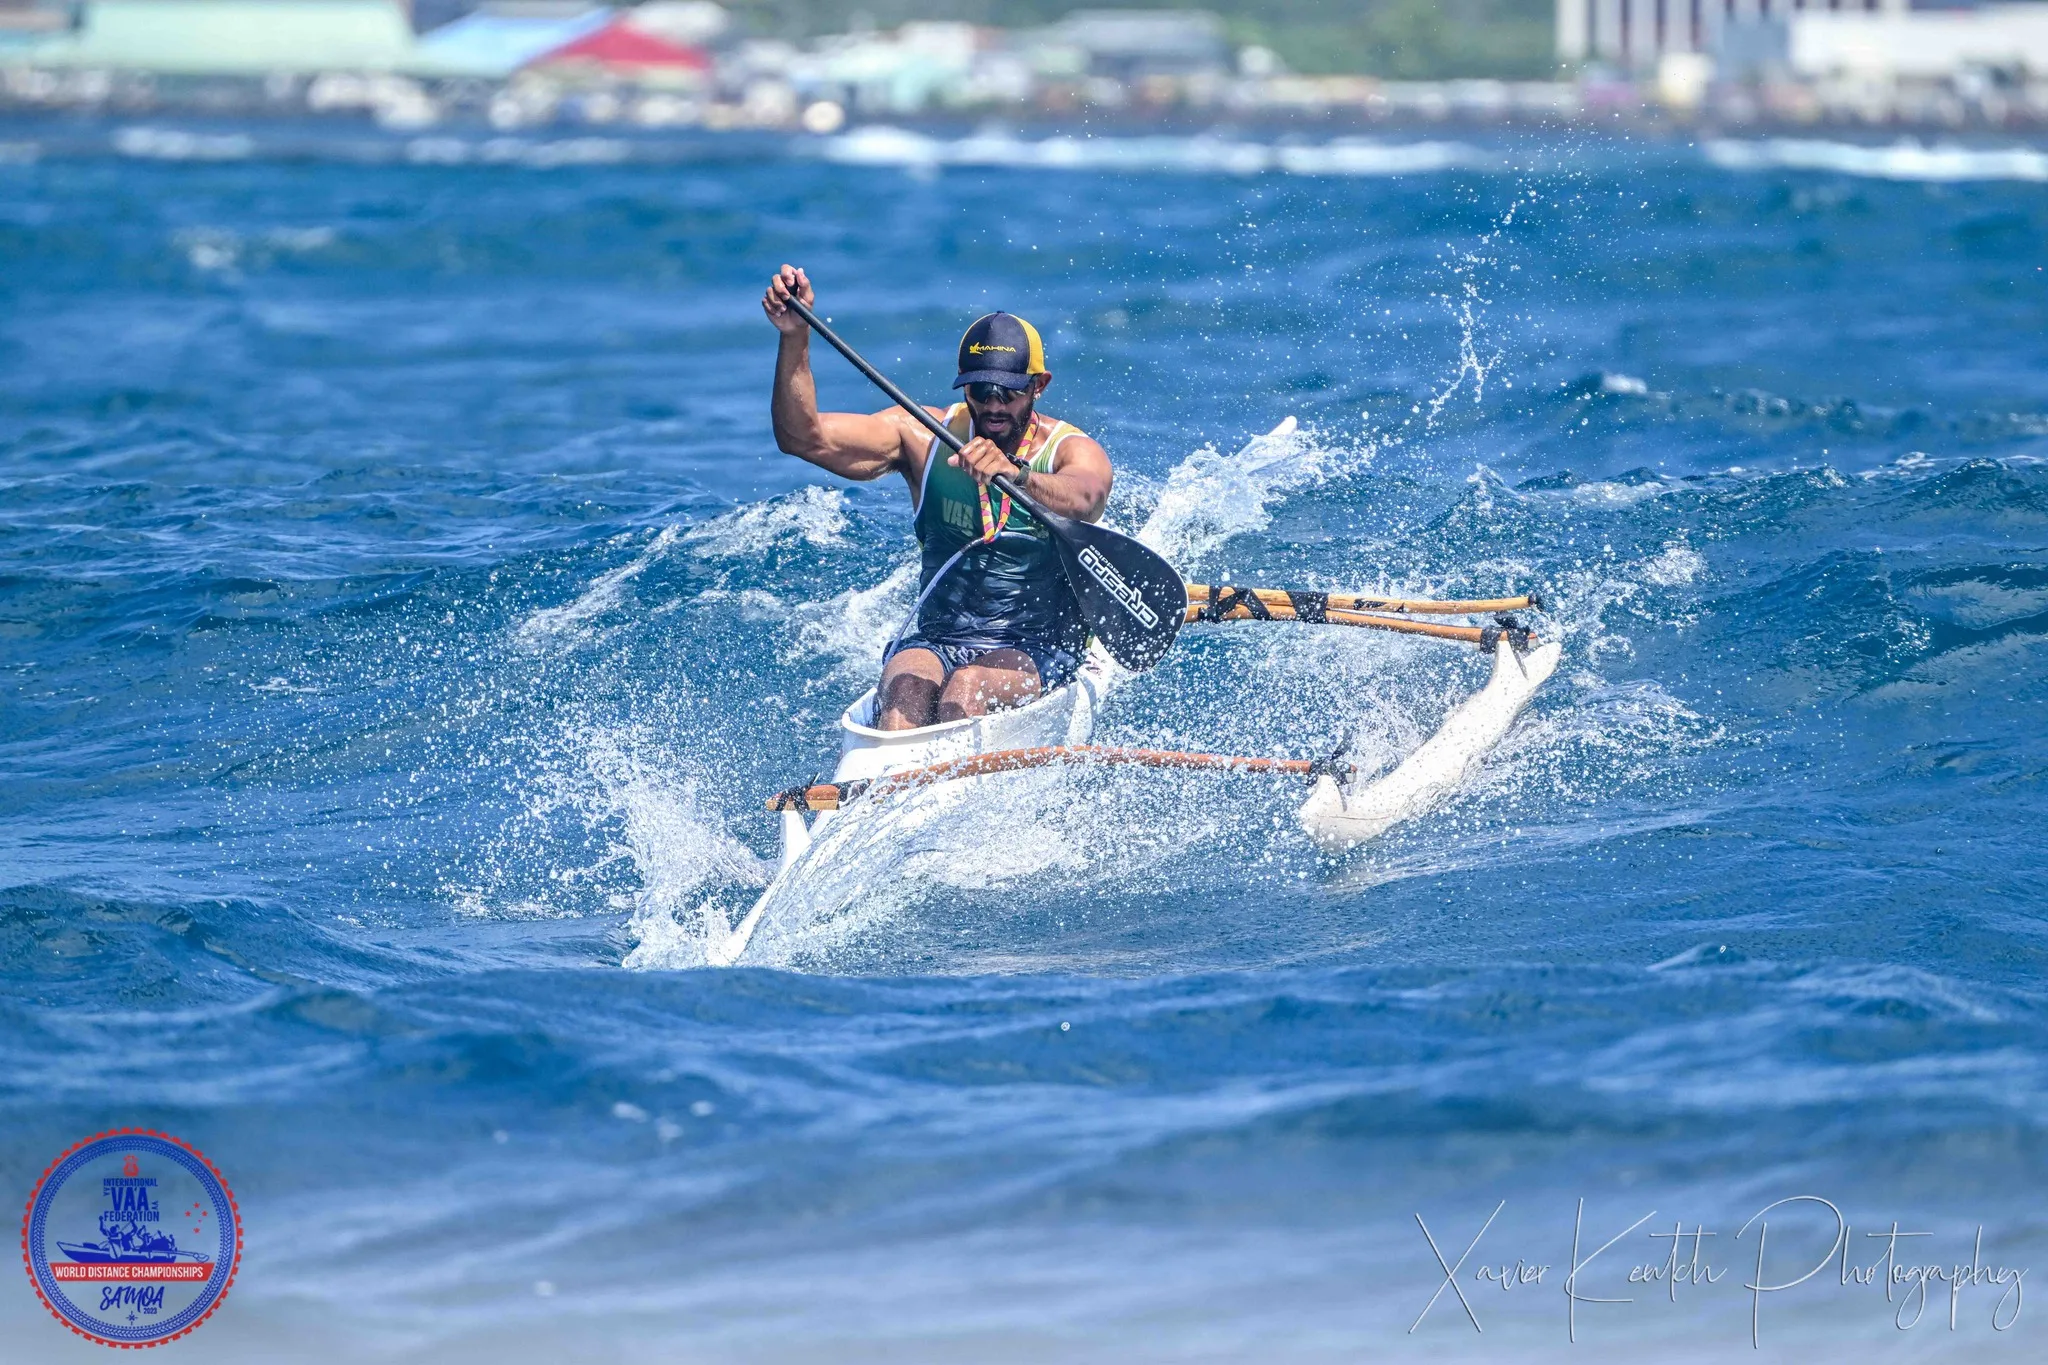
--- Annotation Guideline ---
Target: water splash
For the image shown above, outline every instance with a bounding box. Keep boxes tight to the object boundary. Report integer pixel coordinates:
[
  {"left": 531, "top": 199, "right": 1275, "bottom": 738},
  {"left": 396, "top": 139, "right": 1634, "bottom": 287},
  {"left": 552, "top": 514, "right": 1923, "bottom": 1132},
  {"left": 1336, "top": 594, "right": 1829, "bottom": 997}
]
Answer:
[
  {"left": 1140, "top": 417, "right": 1380, "bottom": 569},
  {"left": 1417, "top": 189, "right": 1540, "bottom": 428},
  {"left": 450, "top": 713, "right": 767, "bottom": 955},
  {"left": 785, "top": 559, "right": 919, "bottom": 684},
  {"left": 683, "top": 486, "right": 850, "bottom": 560},
  {"left": 511, "top": 527, "right": 677, "bottom": 654},
  {"left": 609, "top": 404, "right": 1729, "bottom": 973}
]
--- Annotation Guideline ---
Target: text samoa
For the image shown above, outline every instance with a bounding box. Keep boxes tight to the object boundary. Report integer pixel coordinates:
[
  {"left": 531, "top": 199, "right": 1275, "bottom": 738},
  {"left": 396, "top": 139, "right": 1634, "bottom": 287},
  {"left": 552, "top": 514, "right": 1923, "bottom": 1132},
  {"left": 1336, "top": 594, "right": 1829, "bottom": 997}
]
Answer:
[{"left": 99, "top": 1285, "right": 166, "bottom": 1315}]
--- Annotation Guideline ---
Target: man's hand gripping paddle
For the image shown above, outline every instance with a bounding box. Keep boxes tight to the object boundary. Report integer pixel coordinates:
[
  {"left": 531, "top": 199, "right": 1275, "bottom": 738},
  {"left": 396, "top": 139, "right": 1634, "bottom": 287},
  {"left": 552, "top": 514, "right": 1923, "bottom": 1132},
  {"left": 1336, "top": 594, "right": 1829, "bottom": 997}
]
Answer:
[{"left": 779, "top": 292, "right": 1185, "bottom": 671}]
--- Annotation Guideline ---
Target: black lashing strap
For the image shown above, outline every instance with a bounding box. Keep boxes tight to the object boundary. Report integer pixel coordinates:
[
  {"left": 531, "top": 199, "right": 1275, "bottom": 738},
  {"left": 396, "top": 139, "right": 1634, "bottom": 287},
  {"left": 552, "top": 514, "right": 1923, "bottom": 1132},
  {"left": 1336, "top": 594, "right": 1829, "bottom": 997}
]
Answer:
[
  {"left": 1477, "top": 615, "right": 1535, "bottom": 654},
  {"left": 1288, "top": 590, "right": 1330, "bottom": 624},
  {"left": 774, "top": 773, "right": 845, "bottom": 813},
  {"left": 1197, "top": 584, "right": 1270, "bottom": 622},
  {"left": 1199, "top": 586, "right": 1333, "bottom": 624},
  {"left": 1308, "top": 738, "right": 1355, "bottom": 784}
]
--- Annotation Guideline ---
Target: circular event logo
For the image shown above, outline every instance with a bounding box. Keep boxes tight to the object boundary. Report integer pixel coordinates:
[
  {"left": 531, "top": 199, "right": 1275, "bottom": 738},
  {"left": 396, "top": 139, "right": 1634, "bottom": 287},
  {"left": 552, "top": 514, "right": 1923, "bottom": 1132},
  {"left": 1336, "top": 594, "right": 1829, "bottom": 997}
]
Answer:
[{"left": 21, "top": 1130, "right": 240, "bottom": 1347}]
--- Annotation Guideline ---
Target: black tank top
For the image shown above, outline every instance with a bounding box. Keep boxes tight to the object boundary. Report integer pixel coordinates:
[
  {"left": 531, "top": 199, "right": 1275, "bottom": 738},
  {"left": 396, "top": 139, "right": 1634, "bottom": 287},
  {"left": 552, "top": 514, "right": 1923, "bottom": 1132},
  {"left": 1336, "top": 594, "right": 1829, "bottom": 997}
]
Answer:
[{"left": 911, "top": 404, "right": 1087, "bottom": 651}]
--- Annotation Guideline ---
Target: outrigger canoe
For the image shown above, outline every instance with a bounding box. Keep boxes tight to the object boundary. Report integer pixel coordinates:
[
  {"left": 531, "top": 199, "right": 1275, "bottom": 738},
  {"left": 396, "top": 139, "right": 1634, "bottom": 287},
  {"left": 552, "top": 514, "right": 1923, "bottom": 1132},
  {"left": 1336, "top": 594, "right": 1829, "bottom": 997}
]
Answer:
[
  {"left": 704, "top": 602, "right": 1558, "bottom": 967},
  {"left": 707, "top": 304, "right": 1561, "bottom": 965}
]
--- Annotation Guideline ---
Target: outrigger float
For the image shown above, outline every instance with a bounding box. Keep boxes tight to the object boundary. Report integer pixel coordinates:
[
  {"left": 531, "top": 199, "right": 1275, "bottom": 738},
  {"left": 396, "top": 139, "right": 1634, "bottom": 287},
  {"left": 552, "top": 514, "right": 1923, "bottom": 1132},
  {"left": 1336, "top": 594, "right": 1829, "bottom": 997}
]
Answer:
[{"left": 707, "top": 299, "right": 1562, "bottom": 967}]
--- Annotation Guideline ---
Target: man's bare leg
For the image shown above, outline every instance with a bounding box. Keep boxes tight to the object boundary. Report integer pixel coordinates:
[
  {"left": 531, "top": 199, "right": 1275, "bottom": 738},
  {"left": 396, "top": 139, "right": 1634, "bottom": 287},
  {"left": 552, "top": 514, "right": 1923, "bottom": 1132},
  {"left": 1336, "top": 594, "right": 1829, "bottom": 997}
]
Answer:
[
  {"left": 937, "top": 649, "right": 1041, "bottom": 722},
  {"left": 876, "top": 647, "right": 945, "bottom": 731}
]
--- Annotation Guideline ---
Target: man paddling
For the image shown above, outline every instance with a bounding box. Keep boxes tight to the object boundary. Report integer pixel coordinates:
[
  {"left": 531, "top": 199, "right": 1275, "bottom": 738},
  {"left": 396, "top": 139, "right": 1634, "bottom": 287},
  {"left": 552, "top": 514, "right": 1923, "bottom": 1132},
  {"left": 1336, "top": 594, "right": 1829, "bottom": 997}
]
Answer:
[{"left": 764, "top": 265, "right": 1114, "bottom": 731}]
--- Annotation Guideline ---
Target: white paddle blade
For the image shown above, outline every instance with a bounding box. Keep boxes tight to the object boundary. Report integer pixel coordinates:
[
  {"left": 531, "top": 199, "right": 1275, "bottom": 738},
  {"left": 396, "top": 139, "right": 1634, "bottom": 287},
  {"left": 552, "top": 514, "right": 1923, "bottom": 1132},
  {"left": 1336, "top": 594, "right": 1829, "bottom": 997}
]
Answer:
[{"left": 1298, "top": 639, "right": 1562, "bottom": 853}]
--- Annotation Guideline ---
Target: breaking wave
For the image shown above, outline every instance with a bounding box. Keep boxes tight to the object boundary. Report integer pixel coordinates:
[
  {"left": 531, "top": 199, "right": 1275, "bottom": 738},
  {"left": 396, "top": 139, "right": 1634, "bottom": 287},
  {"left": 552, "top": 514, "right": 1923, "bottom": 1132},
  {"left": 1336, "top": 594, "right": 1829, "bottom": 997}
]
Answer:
[
  {"left": 822, "top": 126, "right": 1496, "bottom": 177},
  {"left": 1703, "top": 137, "right": 2048, "bottom": 183}
]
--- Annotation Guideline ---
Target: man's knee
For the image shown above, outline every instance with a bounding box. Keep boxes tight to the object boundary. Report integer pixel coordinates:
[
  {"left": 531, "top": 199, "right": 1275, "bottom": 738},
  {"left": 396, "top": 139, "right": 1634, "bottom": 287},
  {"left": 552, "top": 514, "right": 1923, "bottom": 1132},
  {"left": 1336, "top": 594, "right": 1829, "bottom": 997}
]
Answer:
[
  {"left": 877, "top": 650, "right": 944, "bottom": 730},
  {"left": 937, "top": 650, "right": 1041, "bottom": 720}
]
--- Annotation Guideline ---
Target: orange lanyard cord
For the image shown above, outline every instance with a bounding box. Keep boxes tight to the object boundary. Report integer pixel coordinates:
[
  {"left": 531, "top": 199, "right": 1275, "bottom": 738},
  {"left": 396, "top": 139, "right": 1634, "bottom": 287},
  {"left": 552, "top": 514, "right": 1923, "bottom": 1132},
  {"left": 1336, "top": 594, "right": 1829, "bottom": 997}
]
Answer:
[{"left": 973, "top": 415, "right": 1043, "bottom": 543}]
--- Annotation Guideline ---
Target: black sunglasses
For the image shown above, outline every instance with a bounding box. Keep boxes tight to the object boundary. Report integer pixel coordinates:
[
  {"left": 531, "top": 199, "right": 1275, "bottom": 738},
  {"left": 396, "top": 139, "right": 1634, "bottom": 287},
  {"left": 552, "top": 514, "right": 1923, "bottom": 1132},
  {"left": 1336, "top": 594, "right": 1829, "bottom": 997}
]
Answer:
[{"left": 965, "top": 381, "right": 1030, "bottom": 403}]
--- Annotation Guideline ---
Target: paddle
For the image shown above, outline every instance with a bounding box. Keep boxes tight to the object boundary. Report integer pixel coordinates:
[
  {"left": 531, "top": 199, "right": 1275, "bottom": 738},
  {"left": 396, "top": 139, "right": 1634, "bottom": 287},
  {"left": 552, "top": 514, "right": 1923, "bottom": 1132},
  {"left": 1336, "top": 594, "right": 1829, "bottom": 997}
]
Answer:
[{"left": 780, "top": 292, "right": 1185, "bottom": 671}]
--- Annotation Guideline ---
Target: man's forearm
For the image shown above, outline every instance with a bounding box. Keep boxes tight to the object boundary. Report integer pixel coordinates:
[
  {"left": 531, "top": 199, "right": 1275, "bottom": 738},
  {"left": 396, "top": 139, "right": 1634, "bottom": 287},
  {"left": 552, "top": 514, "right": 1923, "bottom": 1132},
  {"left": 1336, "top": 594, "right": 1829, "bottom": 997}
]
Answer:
[
  {"left": 1014, "top": 465, "right": 1107, "bottom": 522},
  {"left": 770, "top": 330, "right": 825, "bottom": 458}
]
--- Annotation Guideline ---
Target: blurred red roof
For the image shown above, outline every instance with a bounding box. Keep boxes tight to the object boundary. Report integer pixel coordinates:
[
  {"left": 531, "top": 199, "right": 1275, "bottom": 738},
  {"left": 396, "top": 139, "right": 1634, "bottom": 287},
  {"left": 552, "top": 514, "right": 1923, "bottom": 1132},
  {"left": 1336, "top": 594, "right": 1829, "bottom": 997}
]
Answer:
[{"left": 543, "top": 20, "right": 712, "bottom": 71}]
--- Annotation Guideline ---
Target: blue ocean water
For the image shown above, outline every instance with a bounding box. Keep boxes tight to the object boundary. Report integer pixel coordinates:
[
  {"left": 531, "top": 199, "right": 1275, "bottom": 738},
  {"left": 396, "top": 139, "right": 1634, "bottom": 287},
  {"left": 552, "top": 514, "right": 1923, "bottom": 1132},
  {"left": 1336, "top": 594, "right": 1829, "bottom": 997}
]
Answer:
[{"left": 2, "top": 120, "right": 2046, "bottom": 1360}]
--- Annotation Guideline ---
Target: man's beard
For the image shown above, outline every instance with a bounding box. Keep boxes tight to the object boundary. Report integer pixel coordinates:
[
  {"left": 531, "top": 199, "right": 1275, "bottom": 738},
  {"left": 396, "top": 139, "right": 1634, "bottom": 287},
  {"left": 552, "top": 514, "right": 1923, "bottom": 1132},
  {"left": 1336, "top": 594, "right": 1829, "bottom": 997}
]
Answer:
[{"left": 973, "top": 398, "right": 1036, "bottom": 452}]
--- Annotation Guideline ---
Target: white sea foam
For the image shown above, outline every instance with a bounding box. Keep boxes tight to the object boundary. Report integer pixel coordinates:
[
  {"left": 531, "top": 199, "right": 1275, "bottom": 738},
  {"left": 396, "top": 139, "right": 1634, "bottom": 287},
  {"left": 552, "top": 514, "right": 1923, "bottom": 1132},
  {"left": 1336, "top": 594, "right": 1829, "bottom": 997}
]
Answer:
[
  {"left": 403, "top": 136, "right": 633, "bottom": 168},
  {"left": 687, "top": 586, "right": 785, "bottom": 621},
  {"left": 822, "top": 126, "right": 1492, "bottom": 178},
  {"left": 490, "top": 136, "right": 632, "bottom": 167},
  {"left": 1571, "top": 478, "right": 1678, "bottom": 509},
  {"left": 113, "top": 126, "right": 254, "bottom": 161},
  {"left": 1488, "top": 462, "right": 1681, "bottom": 512},
  {"left": 404, "top": 137, "right": 471, "bottom": 166},
  {"left": 1641, "top": 543, "right": 1706, "bottom": 587},
  {"left": 683, "top": 485, "right": 849, "bottom": 560},
  {"left": 172, "top": 224, "right": 338, "bottom": 274},
  {"left": 176, "top": 228, "right": 241, "bottom": 273},
  {"left": 268, "top": 226, "right": 338, "bottom": 252},
  {"left": 1277, "top": 139, "right": 1497, "bottom": 175},
  {"left": 785, "top": 559, "right": 918, "bottom": 683},
  {"left": 1862, "top": 450, "right": 1936, "bottom": 482},
  {"left": 1704, "top": 137, "right": 2048, "bottom": 183},
  {"left": 512, "top": 526, "right": 677, "bottom": 653},
  {"left": 1141, "top": 416, "right": 1380, "bottom": 568}
]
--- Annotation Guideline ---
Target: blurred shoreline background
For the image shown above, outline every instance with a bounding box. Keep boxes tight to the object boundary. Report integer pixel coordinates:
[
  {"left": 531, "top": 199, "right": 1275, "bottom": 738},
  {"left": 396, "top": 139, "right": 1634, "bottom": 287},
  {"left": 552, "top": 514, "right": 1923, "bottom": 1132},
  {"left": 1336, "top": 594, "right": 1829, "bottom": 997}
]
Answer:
[{"left": 1, "top": 0, "right": 2046, "bottom": 135}]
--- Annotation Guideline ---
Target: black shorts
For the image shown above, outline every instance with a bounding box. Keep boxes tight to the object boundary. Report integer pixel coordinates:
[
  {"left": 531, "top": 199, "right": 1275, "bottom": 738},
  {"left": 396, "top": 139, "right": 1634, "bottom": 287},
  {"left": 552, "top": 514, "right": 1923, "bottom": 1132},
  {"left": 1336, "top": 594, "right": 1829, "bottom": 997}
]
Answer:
[{"left": 882, "top": 635, "right": 1084, "bottom": 692}]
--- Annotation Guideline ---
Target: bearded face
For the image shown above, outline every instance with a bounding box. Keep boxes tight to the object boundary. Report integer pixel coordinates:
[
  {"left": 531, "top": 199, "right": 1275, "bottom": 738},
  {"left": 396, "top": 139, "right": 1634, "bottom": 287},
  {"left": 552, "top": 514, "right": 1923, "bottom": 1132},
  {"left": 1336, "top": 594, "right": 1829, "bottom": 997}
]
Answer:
[{"left": 964, "top": 377, "right": 1047, "bottom": 451}]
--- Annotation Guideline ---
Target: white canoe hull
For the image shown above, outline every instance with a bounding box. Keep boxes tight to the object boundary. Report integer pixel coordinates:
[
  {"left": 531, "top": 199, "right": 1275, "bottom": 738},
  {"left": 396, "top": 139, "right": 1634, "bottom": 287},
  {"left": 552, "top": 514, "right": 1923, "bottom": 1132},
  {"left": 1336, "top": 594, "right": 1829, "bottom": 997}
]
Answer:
[{"left": 707, "top": 649, "right": 1118, "bottom": 965}]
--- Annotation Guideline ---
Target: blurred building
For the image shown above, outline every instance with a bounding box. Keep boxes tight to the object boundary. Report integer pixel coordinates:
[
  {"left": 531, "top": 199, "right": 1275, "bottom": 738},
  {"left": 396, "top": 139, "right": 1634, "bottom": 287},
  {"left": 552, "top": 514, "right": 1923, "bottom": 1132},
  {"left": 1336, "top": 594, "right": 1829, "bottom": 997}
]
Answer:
[
  {"left": 797, "top": 20, "right": 982, "bottom": 113},
  {"left": 531, "top": 11, "right": 711, "bottom": 84},
  {"left": 0, "top": 0, "right": 71, "bottom": 43},
  {"left": 1720, "top": 2, "right": 2048, "bottom": 81},
  {"left": 5, "top": 0, "right": 2041, "bottom": 127},
  {"left": 1041, "top": 9, "right": 1229, "bottom": 81},
  {"left": 30, "top": 0, "right": 418, "bottom": 73},
  {"left": 1557, "top": 0, "right": 1909, "bottom": 69},
  {"left": 410, "top": 6, "right": 611, "bottom": 78}
]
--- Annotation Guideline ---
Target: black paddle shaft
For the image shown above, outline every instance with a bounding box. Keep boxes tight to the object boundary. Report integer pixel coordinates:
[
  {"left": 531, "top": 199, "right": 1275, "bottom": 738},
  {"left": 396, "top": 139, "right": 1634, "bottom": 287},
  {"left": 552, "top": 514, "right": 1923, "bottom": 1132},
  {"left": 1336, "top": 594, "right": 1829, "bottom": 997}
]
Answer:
[
  {"left": 782, "top": 295, "right": 975, "bottom": 459},
  {"left": 778, "top": 291, "right": 1185, "bottom": 670}
]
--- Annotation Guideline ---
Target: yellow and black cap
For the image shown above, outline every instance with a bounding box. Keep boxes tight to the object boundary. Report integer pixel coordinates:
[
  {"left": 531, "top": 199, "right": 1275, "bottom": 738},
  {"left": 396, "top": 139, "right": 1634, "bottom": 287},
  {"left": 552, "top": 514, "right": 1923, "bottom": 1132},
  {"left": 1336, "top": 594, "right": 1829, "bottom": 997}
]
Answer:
[{"left": 954, "top": 312, "right": 1047, "bottom": 390}]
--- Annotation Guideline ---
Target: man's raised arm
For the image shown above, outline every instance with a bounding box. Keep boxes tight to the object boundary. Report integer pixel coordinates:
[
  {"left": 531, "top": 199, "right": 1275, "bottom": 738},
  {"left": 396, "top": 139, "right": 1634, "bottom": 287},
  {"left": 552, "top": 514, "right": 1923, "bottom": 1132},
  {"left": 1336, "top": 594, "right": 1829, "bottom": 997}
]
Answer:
[{"left": 764, "top": 266, "right": 911, "bottom": 482}]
